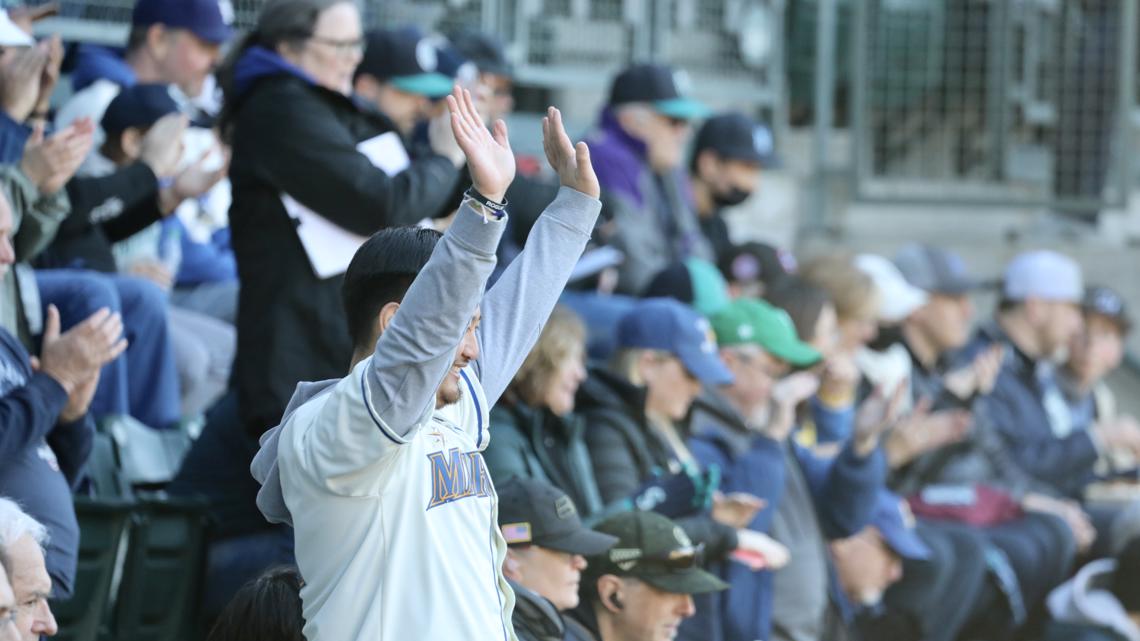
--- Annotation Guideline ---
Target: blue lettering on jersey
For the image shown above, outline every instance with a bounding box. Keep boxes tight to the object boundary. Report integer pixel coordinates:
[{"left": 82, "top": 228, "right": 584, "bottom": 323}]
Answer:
[{"left": 426, "top": 447, "right": 492, "bottom": 510}]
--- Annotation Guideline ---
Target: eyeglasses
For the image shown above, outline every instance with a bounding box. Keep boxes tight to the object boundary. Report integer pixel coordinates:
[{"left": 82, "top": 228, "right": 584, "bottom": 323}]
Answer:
[{"left": 308, "top": 35, "right": 364, "bottom": 57}]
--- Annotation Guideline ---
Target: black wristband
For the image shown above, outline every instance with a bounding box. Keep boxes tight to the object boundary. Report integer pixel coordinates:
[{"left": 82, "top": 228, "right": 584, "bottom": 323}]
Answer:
[{"left": 464, "top": 187, "right": 508, "bottom": 218}]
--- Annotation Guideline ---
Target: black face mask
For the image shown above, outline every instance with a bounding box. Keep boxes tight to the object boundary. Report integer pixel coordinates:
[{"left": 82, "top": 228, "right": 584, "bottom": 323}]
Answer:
[
  {"left": 868, "top": 324, "right": 906, "bottom": 352},
  {"left": 712, "top": 187, "right": 753, "bottom": 208}
]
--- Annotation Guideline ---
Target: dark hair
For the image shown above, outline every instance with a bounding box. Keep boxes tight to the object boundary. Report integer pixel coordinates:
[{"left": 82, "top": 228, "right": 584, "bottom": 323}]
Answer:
[
  {"left": 764, "top": 275, "right": 832, "bottom": 342},
  {"left": 126, "top": 25, "right": 149, "bottom": 54},
  {"left": 341, "top": 226, "right": 442, "bottom": 350},
  {"left": 206, "top": 566, "right": 305, "bottom": 641},
  {"left": 1111, "top": 537, "right": 1140, "bottom": 613},
  {"left": 216, "top": 0, "right": 348, "bottom": 139}
]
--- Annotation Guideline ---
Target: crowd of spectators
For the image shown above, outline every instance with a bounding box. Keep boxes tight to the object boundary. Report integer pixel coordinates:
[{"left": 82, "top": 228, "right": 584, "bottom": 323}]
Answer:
[{"left": 0, "top": 0, "right": 1138, "bottom": 640}]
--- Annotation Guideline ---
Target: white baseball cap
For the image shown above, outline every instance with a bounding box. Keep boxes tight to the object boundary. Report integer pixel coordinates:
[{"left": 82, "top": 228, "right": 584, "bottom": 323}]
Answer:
[
  {"left": 855, "top": 254, "right": 930, "bottom": 323},
  {"left": 0, "top": 11, "right": 34, "bottom": 47},
  {"left": 1003, "top": 250, "right": 1083, "bottom": 303}
]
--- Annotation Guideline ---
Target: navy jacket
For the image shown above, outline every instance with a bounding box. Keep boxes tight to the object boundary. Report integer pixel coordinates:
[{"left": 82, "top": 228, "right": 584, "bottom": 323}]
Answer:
[
  {"left": 687, "top": 390, "right": 885, "bottom": 641},
  {"left": 0, "top": 327, "right": 94, "bottom": 599},
  {"left": 966, "top": 323, "right": 1099, "bottom": 498}
]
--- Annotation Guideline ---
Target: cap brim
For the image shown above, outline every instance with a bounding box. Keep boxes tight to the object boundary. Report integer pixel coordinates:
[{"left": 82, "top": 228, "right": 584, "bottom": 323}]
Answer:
[
  {"left": 933, "top": 276, "right": 979, "bottom": 296},
  {"left": 654, "top": 97, "right": 711, "bottom": 120},
  {"left": 640, "top": 567, "right": 729, "bottom": 595},
  {"left": 767, "top": 340, "right": 823, "bottom": 369},
  {"left": 677, "top": 345, "right": 735, "bottom": 387},
  {"left": 391, "top": 73, "right": 456, "bottom": 98},
  {"left": 541, "top": 528, "right": 621, "bottom": 556}
]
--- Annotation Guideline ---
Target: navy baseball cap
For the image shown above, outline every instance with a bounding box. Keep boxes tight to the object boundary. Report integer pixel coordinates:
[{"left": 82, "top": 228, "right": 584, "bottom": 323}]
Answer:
[
  {"left": 616, "top": 298, "right": 734, "bottom": 387},
  {"left": 608, "top": 63, "right": 709, "bottom": 120},
  {"left": 450, "top": 30, "right": 513, "bottom": 78},
  {"left": 132, "top": 0, "right": 232, "bottom": 45},
  {"left": 1083, "top": 286, "right": 1132, "bottom": 333},
  {"left": 102, "top": 84, "right": 180, "bottom": 134},
  {"left": 893, "top": 244, "right": 977, "bottom": 296},
  {"left": 694, "top": 112, "right": 779, "bottom": 167},
  {"left": 497, "top": 477, "right": 618, "bottom": 556},
  {"left": 357, "top": 27, "right": 454, "bottom": 99},
  {"left": 871, "top": 491, "right": 930, "bottom": 561}
]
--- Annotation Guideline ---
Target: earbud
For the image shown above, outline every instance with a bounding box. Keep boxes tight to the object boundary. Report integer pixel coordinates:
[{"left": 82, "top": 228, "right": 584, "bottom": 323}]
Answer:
[{"left": 609, "top": 593, "right": 625, "bottom": 611}]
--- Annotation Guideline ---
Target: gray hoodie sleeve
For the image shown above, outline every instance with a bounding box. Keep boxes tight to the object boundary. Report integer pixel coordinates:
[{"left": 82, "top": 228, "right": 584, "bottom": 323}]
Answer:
[
  {"left": 472, "top": 186, "right": 602, "bottom": 406},
  {"left": 362, "top": 201, "right": 506, "bottom": 436}
]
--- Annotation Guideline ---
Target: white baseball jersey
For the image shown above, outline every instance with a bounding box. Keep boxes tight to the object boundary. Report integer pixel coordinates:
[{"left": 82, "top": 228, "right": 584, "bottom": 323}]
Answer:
[{"left": 278, "top": 358, "right": 516, "bottom": 641}]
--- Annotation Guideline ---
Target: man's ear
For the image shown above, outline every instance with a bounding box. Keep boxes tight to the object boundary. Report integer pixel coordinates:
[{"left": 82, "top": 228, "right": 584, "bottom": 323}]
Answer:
[
  {"left": 696, "top": 149, "right": 720, "bottom": 181},
  {"left": 596, "top": 575, "right": 625, "bottom": 614},
  {"left": 377, "top": 301, "right": 401, "bottom": 334},
  {"left": 503, "top": 548, "right": 524, "bottom": 583},
  {"left": 145, "top": 23, "right": 169, "bottom": 58},
  {"left": 120, "top": 128, "right": 143, "bottom": 160}
]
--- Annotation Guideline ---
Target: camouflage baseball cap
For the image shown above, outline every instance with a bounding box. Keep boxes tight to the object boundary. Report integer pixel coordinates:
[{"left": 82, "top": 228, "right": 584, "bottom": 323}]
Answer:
[{"left": 583, "top": 511, "right": 728, "bottom": 595}]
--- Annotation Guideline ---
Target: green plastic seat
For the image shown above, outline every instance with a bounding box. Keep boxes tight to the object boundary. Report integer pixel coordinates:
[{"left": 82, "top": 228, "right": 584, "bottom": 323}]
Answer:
[{"left": 51, "top": 497, "right": 134, "bottom": 641}]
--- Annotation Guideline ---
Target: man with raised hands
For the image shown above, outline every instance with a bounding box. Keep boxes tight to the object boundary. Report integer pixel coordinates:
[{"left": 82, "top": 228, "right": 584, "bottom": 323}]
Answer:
[{"left": 251, "top": 86, "right": 601, "bottom": 641}]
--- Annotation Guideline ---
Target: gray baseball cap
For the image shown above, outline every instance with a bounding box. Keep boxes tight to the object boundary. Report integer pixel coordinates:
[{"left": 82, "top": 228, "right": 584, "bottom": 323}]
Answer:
[
  {"left": 893, "top": 244, "right": 978, "bottom": 296},
  {"left": 1002, "top": 250, "right": 1083, "bottom": 303}
]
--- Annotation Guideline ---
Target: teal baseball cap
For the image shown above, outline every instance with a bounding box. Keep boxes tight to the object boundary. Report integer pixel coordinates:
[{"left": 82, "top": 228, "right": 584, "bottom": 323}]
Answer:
[
  {"left": 357, "top": 27, "right": 455, "bottom": 99},
  {"left": 609, "top": 64, "right": 710, "bottom": 120}
]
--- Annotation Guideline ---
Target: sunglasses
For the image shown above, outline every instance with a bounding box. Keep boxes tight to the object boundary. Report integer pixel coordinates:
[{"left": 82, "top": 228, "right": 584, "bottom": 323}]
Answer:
[{"left": 611, "top": 543, "right": 705, "bottom": 571}]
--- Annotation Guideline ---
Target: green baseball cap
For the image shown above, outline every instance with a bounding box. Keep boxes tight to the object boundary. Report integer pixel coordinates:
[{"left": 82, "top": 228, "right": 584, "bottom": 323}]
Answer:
[
  {"left": 582, "top": 512, "right": 728, "bottom": 595},
  {"left": 710, "top": 298, "right": 822, "bottom": 368}
]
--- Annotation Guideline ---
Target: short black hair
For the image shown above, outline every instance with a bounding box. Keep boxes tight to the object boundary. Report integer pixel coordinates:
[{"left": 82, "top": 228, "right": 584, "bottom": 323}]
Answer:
[
  {"left": 341, "top": 226, "right": 442, "bottom": 350},
  {"left": 126, "top": 25, "right": 149, "bottom": 53},
  {"left": 1112, "top": 537, "right": 1140, "bottom": 613},
  {"left": 206, "top": 566, "right": 305, "bottom": 641}
]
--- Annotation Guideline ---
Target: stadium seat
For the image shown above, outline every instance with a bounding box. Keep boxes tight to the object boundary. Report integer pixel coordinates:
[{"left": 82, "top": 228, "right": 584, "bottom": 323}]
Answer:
[{"left": 51, "top": 497, "right": 134, "bottom": 641}]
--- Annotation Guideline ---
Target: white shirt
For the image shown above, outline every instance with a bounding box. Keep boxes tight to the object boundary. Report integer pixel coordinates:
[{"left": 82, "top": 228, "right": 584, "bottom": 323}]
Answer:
[{"left": 278, "top": 358, "right": 516, "bottom": 641}]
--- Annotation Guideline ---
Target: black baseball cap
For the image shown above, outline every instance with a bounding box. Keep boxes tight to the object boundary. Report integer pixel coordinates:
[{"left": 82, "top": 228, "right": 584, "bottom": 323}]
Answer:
[
  {"left": 497, "top": 478, "right": 618, "bottom": 556},
  {"left": 893, "top": 243, "right": 978, "bottom": 296},
  {"left": 356, "top": 26, "right": 454, "bottom": 98},
  {"left": 450, "top": 30, "right": 513, "bottom": 78},
  {"left": 1083, "top": 286, "right": 1132, "bottom": 333},
  {"left": 102, "top": 84, "right": 181, "bottom": 134},
  {"left": 694, "top": 112, "right": 779, "bottom": 167},
  {"left": 132, "top": 0, "right": 232, "bottom": 44},
  {"left": 608, "top": 63, "right": 709, "bottom": 120},
  {"left": 718, "top": 242, "right": 796, "bottom": 288},
  {"left": 583, "top": 511, "right": 727, "bottom": 595}
]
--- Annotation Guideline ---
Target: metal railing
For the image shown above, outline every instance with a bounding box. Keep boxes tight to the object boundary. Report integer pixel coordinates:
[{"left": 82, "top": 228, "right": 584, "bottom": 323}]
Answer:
[{"left": 847, "top": 0, "right": 1138, "bottom": 212}]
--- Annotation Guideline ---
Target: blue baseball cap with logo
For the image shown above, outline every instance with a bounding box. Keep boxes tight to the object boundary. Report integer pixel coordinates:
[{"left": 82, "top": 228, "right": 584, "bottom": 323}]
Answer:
[
  {"left": 616, "top": 298, "right": 734, "bottom": 387},
  {"left": 694, "top": 112, "right": 779, "bottom": 168},
  {"left": 132, "top": 0, "right": 232, "bottom": 45},
  {"left": 872, "top": 491, "right": 931, "bottom": 561},
  {"left": 102, "top": 84, "right": 180, "bottom": 135}
]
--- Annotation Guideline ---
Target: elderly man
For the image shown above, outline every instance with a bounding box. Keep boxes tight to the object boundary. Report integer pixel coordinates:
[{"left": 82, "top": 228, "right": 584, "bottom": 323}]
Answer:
[
  {"left": 0, "top": 550, "right": 19, "bottom": 641},
  {"left": 0, "top": 497, "right": 58, "bottom": 639},
  {"left": 567, "top": 511, "right": 728, "bottom": 641}
]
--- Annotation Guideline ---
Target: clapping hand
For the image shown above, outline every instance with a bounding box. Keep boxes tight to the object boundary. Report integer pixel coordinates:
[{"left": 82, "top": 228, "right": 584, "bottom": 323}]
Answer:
[
  {"left": 852, "top": 382, "right": 909, "bottom": 456},
  {"left": 35, "top": 305, "right": 128, "bottom": 421},
  {"left": 541, "top": 106, "right": 600, "bottom": 199},
  {"left": 446, "top": 86, "right": 514, "bottom": 203},
  {"left": 21, "top": 118, "right": 95, "bottom": 194}
]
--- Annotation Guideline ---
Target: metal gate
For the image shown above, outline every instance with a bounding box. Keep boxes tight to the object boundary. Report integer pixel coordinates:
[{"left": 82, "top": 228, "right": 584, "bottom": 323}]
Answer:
[{"left": 848, "top": 0, "right": 1138, "bottom": 212}]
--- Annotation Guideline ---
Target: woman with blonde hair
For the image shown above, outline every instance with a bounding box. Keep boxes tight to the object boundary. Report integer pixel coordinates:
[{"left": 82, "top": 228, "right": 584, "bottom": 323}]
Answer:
[{"left": 484, "top": 305, "right": 604, "bottom": 517}]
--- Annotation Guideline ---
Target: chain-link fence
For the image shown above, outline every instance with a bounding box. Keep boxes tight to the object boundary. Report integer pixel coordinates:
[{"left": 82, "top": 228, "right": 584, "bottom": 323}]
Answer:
[{"left": 848, "top": 0, "right": 1137, "bottom": 213}]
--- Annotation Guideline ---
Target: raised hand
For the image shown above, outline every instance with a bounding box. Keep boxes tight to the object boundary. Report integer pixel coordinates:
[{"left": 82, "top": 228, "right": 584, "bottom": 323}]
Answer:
[
  {"left": 140, "top": 113, "right": 189, "bottom": 178},
  {"left": 711, "top": 491, "right": 766, "bottom": 529},
  {"left": 160, "top": 143, "right": 230, "bottom": 214},
  {"left": 35, "top": 36, "right": 63, "bottom": 115},
  {"left": 541, "top": 106, "right": 600, "bottom": 198},
  {"left": 852, "top": 381, "right": 908, "bottom": 456},
  {"left": 445, "top": 86, "right": 514, "bottom": 203},
  {"left": 0, "top": 45, "right": 47, "bottom": 121},
  {"left": 38, "top": 305, "right": 128, "bottom": 395},
  {"left": 884, "top": 398, "right": 972, "bottom": 468},
  {"left": 21, "top": 118, "right": 95, "bottom": 195}
]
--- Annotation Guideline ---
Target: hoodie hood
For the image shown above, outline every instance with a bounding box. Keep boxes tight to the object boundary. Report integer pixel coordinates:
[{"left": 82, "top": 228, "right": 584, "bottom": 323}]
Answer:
[
  {"left": 1048, "top": 559, "right": 1140, "bottom": 641},
  {"left": 250, "top": 377, "right": 339, "bottom": 527},
  {"left": 70, "top": 45, "right": 135, "bottom": 93},
  {"left": 587, "top": 107, "right": 651, "bottom": 209},
  {"left": 232, "top": 46, "right": 315, "bottom": 99}
]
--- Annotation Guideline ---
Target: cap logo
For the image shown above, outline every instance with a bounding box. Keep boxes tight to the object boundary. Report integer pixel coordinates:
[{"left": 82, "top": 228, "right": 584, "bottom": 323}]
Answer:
[
  {"left": 752, "top": 126, "right": 773, "bottom": 156},
  {"left": 416, "top": 39, "right": 438, "bottom": 72},
  {"left": 555, "top": 496, "right": 577, "bottom": 520},
  {"left": 1094, "top": 290, "right": 1123, "bottom": 315},
  {"left": 217, "top": 0, "right": 235, "bottom": 25},
  {"left": 610, "top": 547, "right": 643, "bottom": 571},
  {"left": 673, "top": 69, "right": 693, "bottom": 96},
  {"left": 697, "top": 318, "right": 717, "bottom": 355},
  {"left": 501, "top": 522, "right": 533, "bottom": 544},
  {"left": 673, "top": 526, "right": 693, "bottom": 548},
  {"left": 732, "top": 254, "right": 761, "bottom": 282},
  {"left": 737, "top": 324, "right": 754, "bottom": 340}
]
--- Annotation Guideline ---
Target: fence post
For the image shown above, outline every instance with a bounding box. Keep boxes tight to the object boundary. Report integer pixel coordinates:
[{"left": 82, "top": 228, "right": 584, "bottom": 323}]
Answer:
[
  {"left": 1116, "top": 0, "right": 1137, "bottom": 208},
  {"left": 809, "top": 0, "right": 837, "bottom": 231}
]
